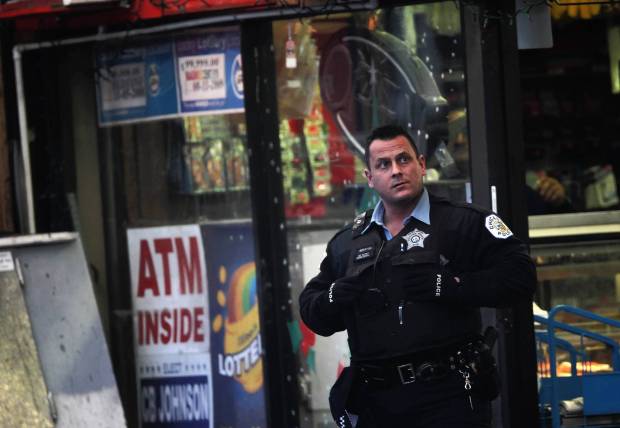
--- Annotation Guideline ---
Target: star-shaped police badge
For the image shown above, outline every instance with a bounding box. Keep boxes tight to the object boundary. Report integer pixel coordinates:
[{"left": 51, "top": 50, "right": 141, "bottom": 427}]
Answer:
[{"left": 402, "top": 228, "right": 430, "bottom": 250}]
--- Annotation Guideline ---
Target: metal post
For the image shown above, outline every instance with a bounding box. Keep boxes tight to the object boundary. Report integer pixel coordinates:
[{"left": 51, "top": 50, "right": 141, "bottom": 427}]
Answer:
[
  {"left": 241, "top": 20, "right": 300, "bottom": 428},
  {"left": 12, "top": 47, "right": 35, "bottom": 234},
  {"left": 463, "top": 1, "right": 538, "bottom": 427}
]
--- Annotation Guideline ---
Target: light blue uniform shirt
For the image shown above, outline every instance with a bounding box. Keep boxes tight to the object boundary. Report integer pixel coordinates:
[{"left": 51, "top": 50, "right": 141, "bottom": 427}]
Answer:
[{"left": 362, "top": 188, "right": 431, "bottom": 240}]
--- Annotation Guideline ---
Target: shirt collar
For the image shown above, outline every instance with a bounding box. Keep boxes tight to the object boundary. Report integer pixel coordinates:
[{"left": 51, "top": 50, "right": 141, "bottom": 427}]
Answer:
[{"left": 361, "top": 188, "right": 431, "bottom": 235}]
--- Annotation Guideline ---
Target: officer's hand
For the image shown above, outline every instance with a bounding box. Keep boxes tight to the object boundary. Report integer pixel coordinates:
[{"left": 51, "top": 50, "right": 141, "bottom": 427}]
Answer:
[
  {"left": 398, "top": 263, "right": 463, "bottom": 302},
  {"left": 326, "top": 276, "right": 364, "bottom": 307}
]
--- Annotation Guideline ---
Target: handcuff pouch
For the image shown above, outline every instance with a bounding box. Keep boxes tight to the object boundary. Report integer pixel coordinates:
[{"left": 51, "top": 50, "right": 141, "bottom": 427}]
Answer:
[{"left": 456, "top": 327, "right": 501, "bottom": 401}]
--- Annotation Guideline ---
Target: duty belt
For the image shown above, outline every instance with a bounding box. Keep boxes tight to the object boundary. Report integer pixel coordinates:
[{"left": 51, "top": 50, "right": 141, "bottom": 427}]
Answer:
[
  {"left": 354, "top": 329, "right": 498, "bottom": 390},
  {"left": 356, "top": 357, "right": 453, "bottom": 388},
  {"left": 352, "top": 338, "right": 478, "bottom": 389}
]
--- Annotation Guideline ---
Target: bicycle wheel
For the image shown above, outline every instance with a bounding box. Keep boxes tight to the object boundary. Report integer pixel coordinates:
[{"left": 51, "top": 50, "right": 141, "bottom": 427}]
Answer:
[{"left": 319, "top": 27, "right": 447, "bottom": 158}]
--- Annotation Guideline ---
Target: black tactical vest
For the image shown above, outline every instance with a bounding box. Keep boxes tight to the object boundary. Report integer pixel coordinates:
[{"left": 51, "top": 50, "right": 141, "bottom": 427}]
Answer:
[{"left": 344, "top": 208, "right": 481, "bottom": 362}]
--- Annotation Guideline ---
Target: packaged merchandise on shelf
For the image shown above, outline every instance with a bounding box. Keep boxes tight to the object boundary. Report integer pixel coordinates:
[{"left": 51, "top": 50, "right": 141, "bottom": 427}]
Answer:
[
  {"left": 303, "top": 102, "right": 332, "bottom": 198},
  {"left": 200, "top": 115, "right": 231, "bottom": 140},
  {"left": 176, "top": 115, "right": 248, "bottom": 194},
  {"left": 204, "top": 139, "right": 226, "bottom": 192},
  {"left": 280, "top": 120, "right": 311, "bottom": 205},
  {"left": 177, "top": 139, "right": 226, "bottom": 194},
  {"left": 226, "top": 136, "right": 250, "bottom": 190},
  {"left": 306, "top": 135, "right": 331, "bottom": 197},
  {"left": 183, "top": 115, "right": 231, "bottom": 142},
  {"left": 181, "top": 143, "right": 210, "bottom": 193},
  {"left": 584, "top": 165, "right": 619, "bottom": 209},
  {"left": 184, "top": 116, "right": 204, "bottom": 143}
]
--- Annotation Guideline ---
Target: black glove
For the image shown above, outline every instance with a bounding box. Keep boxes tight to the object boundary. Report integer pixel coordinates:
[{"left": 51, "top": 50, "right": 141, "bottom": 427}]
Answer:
[
  {"left": 396, "top": 263, "right": 463, "bottom": 302},
  {"left": 325, "top": 275, "right": 364, "bottom": 307}
]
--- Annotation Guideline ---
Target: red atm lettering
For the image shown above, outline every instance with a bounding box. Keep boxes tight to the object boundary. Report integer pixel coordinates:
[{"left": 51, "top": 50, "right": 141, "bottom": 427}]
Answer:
[
  {"left": 137, "top": 240, "right": 159, "bottom": 297},
  {"left": 138, "top": 307, "right": 205, "bottom": 345},
  {"left": 154, "top": 239, "right": 173, "bottom": 295},
  {"left": 176, "top": 237, "right": 203, "bottom": 294},
  {"left": 136, "top": 236, "right": 203, "bottom": 297}
]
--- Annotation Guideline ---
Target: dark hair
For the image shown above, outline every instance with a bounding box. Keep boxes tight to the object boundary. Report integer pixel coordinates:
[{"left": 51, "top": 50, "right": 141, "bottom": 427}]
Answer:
[{"left": 364, "top": 124, "right": 420, "bottom": 167}]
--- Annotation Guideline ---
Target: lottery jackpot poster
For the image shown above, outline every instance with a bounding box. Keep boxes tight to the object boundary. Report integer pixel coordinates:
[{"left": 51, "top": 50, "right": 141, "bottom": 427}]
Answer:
[
  {"left": 175, "top": 31, "right": 244, "bottom": 115},
  {"left": 95, "top": 28, "right": 244, "bottom": 126},
  {"left": 127, "top": 223, "right": 266, "bottom": 428},
  {"left": 96, "top": 42, "right": 179, "bottom": 126},
  {"left": 201, "top": 223, "right": 267, "bottom": 428}
]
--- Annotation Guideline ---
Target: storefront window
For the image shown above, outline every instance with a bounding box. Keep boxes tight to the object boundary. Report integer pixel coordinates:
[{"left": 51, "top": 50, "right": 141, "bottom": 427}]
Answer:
[
  {"left": 521, "top": 11, "right": 620, "bottom": 423},
  {"left": 106, "top": 113, "right": 251, "bottom": 227},
  {"left": 271, "top": 3, "right": 468, "bottom": 425},
  {"left": 531, "top": 235, "right": 620, "bottom": 422},
  {"left": 521, "top": 16, "right": 620, "bottom": 216},
  {"left": 97, "top": 28, "right": 268, "bottom": 428}
]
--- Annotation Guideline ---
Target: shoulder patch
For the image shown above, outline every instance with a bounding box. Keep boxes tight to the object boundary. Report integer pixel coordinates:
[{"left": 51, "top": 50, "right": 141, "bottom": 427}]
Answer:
[
  {"left": 351, "top": 210, "right": 372, "bottom": 233},
  {"left": 485, "top": 214, "right": 513, "bottom": 239},
  {"left": 352, "top": 212, "right": 366, "bottom": 230}
]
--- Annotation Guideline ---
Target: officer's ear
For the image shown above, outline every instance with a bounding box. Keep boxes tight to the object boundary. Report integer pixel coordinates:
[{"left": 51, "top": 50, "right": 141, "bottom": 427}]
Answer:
[
  {"left": 417, "top": 155, "right": 427, "bottom": 176},
  {"left": 364, "top": 169, "right": 374, "bottom": 188}
]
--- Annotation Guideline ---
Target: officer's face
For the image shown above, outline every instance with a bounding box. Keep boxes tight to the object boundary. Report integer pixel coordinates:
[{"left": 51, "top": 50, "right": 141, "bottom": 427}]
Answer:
[{"left": 364, "top": 136, "right": 426, "bottom": 208}]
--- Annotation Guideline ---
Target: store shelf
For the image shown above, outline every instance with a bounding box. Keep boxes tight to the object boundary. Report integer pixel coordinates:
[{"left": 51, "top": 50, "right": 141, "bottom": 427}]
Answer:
[
  {"left": 536, "top": 261, "right": 620, "bottom": 281},
  {"left": 424, "top": 178, "right": 469, "bottom": 185},
  {"left": 529, "top": 211, "right": 620, "bottom": 239},
  {"left": 344, "top": 178, "right": 470, "bottom": 187},
  {"left": 286, "top": 217, "right": 348, "bottom": 231}
]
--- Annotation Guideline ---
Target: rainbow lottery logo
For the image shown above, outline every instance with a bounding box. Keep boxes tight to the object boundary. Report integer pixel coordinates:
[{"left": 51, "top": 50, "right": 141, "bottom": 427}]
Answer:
[{"left": 213, "top": 262, "right": 263, "bottom": 393}]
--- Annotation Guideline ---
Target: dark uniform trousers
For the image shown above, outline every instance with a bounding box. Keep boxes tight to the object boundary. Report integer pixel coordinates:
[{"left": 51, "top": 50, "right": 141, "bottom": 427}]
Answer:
[{"left": 354, "top": 372, "right": 491, "bottom": 428}]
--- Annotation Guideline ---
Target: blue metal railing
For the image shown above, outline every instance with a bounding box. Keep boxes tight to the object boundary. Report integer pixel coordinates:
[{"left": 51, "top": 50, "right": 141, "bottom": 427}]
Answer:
[
  {"left": 535, "top": 329, "right": 585, "bottom": 377},
  {"left": 547, "top": 306, "right": 620, "bottom": 371},
  {"left": 536, "top": 305, "right": 620, "bottom": 428}
]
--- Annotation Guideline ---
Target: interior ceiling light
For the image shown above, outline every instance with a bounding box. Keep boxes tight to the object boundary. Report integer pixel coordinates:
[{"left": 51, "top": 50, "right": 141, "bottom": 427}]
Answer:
[
  {"left": 554, "top": 0, "right": 619, "bottom": 2},
  {"left": 550, "top": 0, "right": 608, "bottom": 20}
]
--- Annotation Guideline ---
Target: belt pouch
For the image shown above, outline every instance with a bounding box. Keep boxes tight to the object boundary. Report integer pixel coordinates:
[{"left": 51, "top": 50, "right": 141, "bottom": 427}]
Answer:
[
  {"left": 465, "top": 328, "right": 501, "bottom": 400},
  {"left": 328, "top": 367, "right": 356, "bottom": 428}
]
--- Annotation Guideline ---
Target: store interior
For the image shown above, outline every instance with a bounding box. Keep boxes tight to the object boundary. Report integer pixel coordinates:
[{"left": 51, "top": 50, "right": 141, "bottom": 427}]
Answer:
[
  {"left": 520, "top": 9, "right": 620, "bottom": 215},
  {"left": 520, "top": 8, "right": 620, "bottom": 321},
  {"left": 520, "top": 6, "right": 620, "bottom": 424}
]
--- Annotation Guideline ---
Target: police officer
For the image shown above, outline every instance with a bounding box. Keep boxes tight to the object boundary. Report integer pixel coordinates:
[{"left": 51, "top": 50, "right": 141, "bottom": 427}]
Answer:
[{"left": 299, "top": 125, "right": 536, "bottom": 428}]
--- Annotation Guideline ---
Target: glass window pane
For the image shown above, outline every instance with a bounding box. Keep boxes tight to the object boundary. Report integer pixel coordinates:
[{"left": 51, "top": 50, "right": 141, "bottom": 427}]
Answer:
[
  {"left": 521, "top": 12, "right": 620, "bottom": 422},
  {"left": 105, "top": 113, "right": 251, "bottom": 227},
  {"left": 532, "top": 239, "right": 620, "bottom": 391},
  {"left": 521, "top": 16, "right": 620, "bottom": 215},
  {"left": 273, "top": 3, "right": 468, "bottom": 425},
  {"left": 95, "top": 28, "right": 267, "bottom": 428}
]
